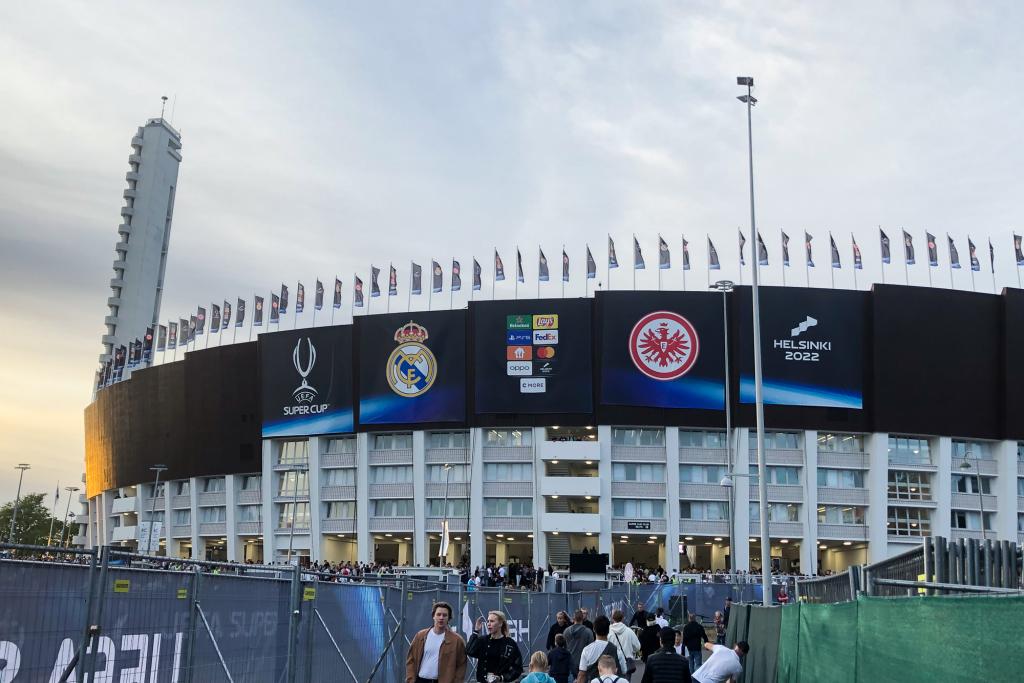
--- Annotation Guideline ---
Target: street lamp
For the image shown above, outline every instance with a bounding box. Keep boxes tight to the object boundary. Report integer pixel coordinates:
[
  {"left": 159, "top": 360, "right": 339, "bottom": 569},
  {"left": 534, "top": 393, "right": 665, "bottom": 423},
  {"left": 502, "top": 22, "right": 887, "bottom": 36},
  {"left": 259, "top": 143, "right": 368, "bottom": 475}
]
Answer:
[
  {"left": 60, "top": 486, "right": 81, "bottom": 548},
  {"left": 286, "top": 464, "right": 308, "bottom": 566},
  {"left": 439, "top": 464, "right": 453, "bottom": 564},
  {"left": 710, "top": 280, "right": 735, "bottom": 572},
  {"left": 958, "top": 453, "right": 987, "bottom": 541},
  {"left": 736, "top": 74, "right": 771, "bottom": 606},
  {"left": 147, "top": 465, "right": 168, "bottom": 555},
  {"left": 8, "top": 464, "right": 31, "bottom": 544}
]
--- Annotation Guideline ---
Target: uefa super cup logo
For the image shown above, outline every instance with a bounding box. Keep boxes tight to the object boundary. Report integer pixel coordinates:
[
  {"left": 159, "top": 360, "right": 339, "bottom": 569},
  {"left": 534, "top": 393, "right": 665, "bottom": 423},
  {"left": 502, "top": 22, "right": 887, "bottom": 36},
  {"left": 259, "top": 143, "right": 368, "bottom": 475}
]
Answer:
[{"left": 292, "top": 337, "right": 319, "bottom": 403}]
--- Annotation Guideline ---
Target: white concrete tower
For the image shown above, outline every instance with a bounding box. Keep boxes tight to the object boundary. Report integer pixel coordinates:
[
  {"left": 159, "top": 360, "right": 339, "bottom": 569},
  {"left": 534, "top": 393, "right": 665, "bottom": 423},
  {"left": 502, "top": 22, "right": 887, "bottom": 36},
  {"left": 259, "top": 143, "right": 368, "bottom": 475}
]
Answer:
[{"left": 99, "top": 115, "right": 182, "bottom": 369}]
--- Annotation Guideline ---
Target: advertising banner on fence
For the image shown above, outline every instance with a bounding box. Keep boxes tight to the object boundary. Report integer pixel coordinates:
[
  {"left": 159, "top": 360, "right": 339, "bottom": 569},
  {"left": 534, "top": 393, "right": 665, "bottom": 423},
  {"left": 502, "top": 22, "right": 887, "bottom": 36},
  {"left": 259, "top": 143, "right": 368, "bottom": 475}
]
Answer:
[
  {"left": 598, "top": 291, "right": 725, "bottom": 410},
  {"left": 357, "top": 310, "right": 466, "bottom": 424},
  {"left": 472, "top": 298, "right": 592, "bottom": 414},
  {"left": 260, "top": 326, "right": 354, "bottom": 437},
  {"left": 737, "top": 286, "right": 866, "bottom": 409}
]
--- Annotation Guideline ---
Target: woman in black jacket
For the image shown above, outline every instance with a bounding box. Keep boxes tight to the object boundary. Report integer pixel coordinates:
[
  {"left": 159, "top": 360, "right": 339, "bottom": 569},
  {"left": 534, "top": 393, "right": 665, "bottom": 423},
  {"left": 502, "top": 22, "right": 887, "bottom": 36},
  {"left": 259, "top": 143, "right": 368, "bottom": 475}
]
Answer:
[
  {"left": 467, "top": 611, "right": 524, "bottom": 682},
  {"left": 545, "top": 611, "right": 570, "bottom": 649}
]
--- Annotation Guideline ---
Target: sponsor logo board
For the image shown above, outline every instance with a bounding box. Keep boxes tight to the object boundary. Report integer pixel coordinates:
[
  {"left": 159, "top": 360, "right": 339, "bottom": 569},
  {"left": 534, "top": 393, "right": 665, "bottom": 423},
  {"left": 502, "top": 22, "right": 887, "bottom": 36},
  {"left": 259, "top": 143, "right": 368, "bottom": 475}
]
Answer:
[{"left": 520, "top": 377, "right": 546, "bottom": 393}]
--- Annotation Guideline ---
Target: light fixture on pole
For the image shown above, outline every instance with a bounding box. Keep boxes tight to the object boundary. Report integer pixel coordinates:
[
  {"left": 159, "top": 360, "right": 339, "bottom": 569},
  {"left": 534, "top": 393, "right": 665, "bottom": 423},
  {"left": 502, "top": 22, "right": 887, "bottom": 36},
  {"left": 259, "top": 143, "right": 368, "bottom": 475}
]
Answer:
[
  {"left": 439, "top": 463, "right": 453, "bottom": 563},
  {"left": 710, "top": 280, "right": 735, "bottom": 572},
  {"left": 959, "top": 452, "right": 987, "bottom": 541},
  {"left": 147, "top": 464, "right": 168, "bottom": 555},
  {"left": 8, "top": 464, "right": 31, "bottom": 544},
  {"left": 736, "top": 74, "right": 771, "bottom": 606},
  {"left": 61, "top": 486, "right": 81, "bottom": 548}
]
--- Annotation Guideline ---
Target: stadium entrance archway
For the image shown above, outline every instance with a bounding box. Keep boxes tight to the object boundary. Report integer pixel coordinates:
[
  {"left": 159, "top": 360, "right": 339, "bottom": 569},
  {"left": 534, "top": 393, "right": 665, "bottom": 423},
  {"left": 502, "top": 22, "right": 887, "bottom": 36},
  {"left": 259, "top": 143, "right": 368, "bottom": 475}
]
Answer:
[
  {"left": 242, "top": 539, "right": 264, "bottom": 563},
  {"left": 680, "top": 537, "right": 731, "bottom": 571},
  {"left": 750, "top": 538, "right": 802, "bottom": 573},
  {"left": 321, "top": 536, "right": 356, "bottom": 564},
  {"left": 485, "top": 536, "right": 532, "bottom": 567},
  {"left": 819, "top": 541, "right": 868, "bottom": 573},
  {"left": 613, "top": 534, "right": 665, "bottom": 573},
  {"left": 372, "top": 537, "right": 413, "bottom": 565}
]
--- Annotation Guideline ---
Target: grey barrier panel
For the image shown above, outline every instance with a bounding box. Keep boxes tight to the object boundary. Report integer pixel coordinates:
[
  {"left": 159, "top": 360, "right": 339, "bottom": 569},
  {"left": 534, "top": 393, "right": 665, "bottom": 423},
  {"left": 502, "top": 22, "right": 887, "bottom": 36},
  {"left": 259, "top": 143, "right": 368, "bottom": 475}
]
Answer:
[{"left": 795, "top": 571, "right": 853, "bottom": 604}]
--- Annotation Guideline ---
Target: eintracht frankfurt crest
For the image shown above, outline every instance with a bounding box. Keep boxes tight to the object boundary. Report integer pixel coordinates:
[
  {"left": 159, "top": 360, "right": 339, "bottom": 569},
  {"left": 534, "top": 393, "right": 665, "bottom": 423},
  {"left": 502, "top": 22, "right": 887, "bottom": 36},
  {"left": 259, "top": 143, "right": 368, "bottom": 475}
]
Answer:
[
  {"left": 387, "top": 321, "right": 437, "bottom": 397},
  {"left": 629, "top": 311, "right": 699, "bottom": 381}
]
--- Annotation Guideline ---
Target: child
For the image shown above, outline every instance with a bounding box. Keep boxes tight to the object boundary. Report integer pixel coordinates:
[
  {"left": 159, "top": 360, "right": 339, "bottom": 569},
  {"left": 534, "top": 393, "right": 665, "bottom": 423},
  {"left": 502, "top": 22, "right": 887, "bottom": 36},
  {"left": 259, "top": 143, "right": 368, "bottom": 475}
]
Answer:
[
  {"left": 521, "top": 651, "right": 557, "bottom": 683},
  {"left": 547, "top": 633, "right": 572, "bottom": 683}
]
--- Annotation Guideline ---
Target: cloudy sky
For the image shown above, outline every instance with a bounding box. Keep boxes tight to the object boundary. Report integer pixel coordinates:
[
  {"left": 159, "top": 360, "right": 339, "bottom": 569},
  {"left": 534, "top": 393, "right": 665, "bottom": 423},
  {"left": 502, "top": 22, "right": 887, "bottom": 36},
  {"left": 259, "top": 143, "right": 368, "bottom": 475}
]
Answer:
[{"left": 2, "top": 1, "right": 1022, "bottom": 505}]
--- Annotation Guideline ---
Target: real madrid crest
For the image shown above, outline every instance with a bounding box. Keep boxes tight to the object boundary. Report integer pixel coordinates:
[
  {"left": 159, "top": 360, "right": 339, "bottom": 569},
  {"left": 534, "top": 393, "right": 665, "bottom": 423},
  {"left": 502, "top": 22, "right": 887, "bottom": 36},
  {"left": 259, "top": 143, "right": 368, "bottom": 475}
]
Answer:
[{"left": 387, "top": 321, "right": 437, "bottom": 397}]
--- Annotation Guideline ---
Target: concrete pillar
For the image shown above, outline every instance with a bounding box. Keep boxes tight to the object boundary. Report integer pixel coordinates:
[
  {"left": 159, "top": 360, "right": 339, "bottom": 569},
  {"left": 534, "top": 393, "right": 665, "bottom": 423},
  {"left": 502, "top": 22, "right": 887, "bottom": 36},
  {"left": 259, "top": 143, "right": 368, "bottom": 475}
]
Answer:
[
  {"left": 261, "top": 440, "right": 276, "bottom": 563},
  {"left": 800, "top": 430, "right": 818, "bottom": 575},
  {"left": 189, "top": 477, "right": 201, "bottom": 560},
  {"left": 307, "top": 436, "right": 322, "bottom": 562},
  {"left": 398, "top": 542, "right": 412, "bottom": 566},
  {"left": 598, "top": 425, "right": 613, "bottom": 558},
  {"left": 225, "top": 474, "right": 239, "bottom": 562},
  {"left": 532, "top": 427, "right": 544, "bottom": 569},
  {"left": 733, "top": 428, "right": 751, "bottom": 572},
  {"left": 866, "top": 432, "right": 890, "bottom": 562},
  {"left": 356, "top": 433, "right": 371, "bottom": 564},
  {"left": 665, "top": 427, "right": 681, "bottom": 574},
  {"left": 934, "top": 437, "right": 952, "bottom": 538},
  {"left": 164, "top": 486, "right": 173, "bottom": 558},
  {"left": 470, "top": 428, "right": 485, "bottom": 572},
  {"left": 496, "top": 542, "right": 508, "bottom": 564},
  {"left": 995, "top": 440, "right": 1018, "bottom": 541},
  {"left": 412, "top": 431, "right": 426, "bottom": 567}
]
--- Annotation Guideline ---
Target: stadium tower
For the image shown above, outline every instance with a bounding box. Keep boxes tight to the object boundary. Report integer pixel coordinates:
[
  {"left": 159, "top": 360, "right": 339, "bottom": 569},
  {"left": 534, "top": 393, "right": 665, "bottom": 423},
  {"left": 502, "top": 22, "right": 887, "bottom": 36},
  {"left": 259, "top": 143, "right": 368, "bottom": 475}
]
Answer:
[{"left": 97, "top": 113, "right": 182, "bottom": 373}]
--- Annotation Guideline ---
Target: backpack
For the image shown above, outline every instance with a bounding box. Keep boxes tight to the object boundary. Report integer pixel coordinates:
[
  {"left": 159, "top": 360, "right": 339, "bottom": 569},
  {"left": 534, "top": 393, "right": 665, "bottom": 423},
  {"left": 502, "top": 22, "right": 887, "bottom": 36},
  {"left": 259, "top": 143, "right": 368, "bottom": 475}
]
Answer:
[{"left": 585, "top": 642, "right": 620, "bottom": 681}]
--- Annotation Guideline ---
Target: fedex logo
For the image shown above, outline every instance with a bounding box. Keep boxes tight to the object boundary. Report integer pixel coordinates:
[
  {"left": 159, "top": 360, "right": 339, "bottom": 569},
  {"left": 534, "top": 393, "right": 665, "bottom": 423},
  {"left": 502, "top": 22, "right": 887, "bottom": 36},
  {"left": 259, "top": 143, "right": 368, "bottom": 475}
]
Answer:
[{"left": 532, "top": 330, "right": 558, "bottom": 345}]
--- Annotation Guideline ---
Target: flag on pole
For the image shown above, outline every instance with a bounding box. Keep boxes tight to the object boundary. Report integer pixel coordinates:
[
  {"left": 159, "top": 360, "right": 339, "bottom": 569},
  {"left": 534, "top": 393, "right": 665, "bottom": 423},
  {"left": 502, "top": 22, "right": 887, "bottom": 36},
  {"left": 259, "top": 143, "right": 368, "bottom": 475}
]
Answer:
[
  {"left": 388, "top": 265, "right": 398, "bottom": 296},
  {"left": 853, "top": 237, "right": 863, "bottom": 269},
  {"left": 236, "top": 298, "right": 245, "bottom": 327},
  {"left": 880, "top": 229, "right": 891, "bottom": 264},
  {"left": 222, "top": 300, "right": 231, "bottom": 329},
  {"left": 114, "top": 345, "right": 126, "bottom": 380},
  {"left": 211, "top": 303, "right": 221, "bottom": 333},
  {"left": 168, "top": 321, "right": 178, "bottom": 349},
  {"left": 179, "top": 318, "right": 189, "bottom": 342},
  {"left": 432, "top": 261, "right": 443, "bottom": 293},
  {"left": 1015, "top": 233, "right": 1024, "bottom": 265},
  {"left": 196, "top": 307, "right": 206, "bottom": 335},
  {"left": 903, "top": 230, "right": 915, "bottom": 265},
  {"left": 452, "top": 260, "right": 462, "bottom": 292},
  {"left": 782, "top": 232, "right": 791, "bottom": 267},
  {"left": 538, "top": 249, "right": 549, "bottom": 282},
  {"left": 682, "top": 237, "right": 691, "bottom": 271},
  {"left": 411, "top": 263, "right": 422, "bottom": 295},
  {"left": 989, "top": 239, "right": 995, "bottom": 272},
  {"left": 608, "top": 236, "right": 619, "bottom": 268},
  {"left": 188, "top": 315, "right": 196, "bottom": 342},
  {"left": 738, "top": 230, "right": 747, "bottom": 266},
  {"left": 143, "top": 327, "right": 154, "bottom": 363},
  {"left": 353, "top": 277, "right": 364, "bottom": 308},
  {"left": 926, "top": 232, "right": 939, "bottom": 267},
  {"left": 586, "top": 246, "right": 597, "bottom": 279},
  {"left": 279, "top": 285, "right": 289, "bottom": 315},
  {"left": 254, "top": 297, "right": 264, "bottom": 326},
  {"left": 314, "top": 281, "right": 324, "bottom": 310},
  {"left": 948, "top": 236, "right": 962, "bottom": 269},
  {"left": 154, "top": 325, "right": 164, "bottom": 355},
  {"left": 494, "top": 250, "right": 505, "bottom": 281},
  {"left": 757, "top": 232, "right": 769, "bottom": 266},
  {"left": 439, "top": 518, "right": 450, "bottom": 558},
  {"left": 968, "top": 238, "right": 981, "bottom": 271},
  {"left": 296, "top": 283, "right": 305, "bottom": 313},
  {"left": 658, "top": 236, "right": 670, "bottom": 269},
  {"left": 830, "top": 234, "right": 841, "bottom": 268},
  {"left": 270, "top": 294, "right": 281, "bottom": 322},
  {"left": 562, "top": 250, "right": 569, "bottom": 282},
  {"left": 333, "top": 278, "right": 343, "bottom": 309},
  {"left": 473, "top": 259, "right": 482, "bottom": 290},
  {"left": 516, "top": 249, "right": 525, "bottom": 283},
  {"left": 370, "top": 267, "right": 381, "bottom": 297},
  {"left": 805, "top": 232, "right": 815, "bottom": 267},
  {"left": 633, "top": 236, "right": 645, "bottom": 269},
  {"left": 708, "top": 238, "right": 721, "bottom": 270}
]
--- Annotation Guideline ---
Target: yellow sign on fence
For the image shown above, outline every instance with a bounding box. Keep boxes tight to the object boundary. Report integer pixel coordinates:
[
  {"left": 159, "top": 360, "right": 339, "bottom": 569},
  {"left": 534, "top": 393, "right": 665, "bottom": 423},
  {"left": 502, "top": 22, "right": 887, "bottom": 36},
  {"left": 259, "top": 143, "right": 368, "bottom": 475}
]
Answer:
[
  {"left": 177, "top": 588, "right": 188, "bottom": 599},
  {"left": 113, "top": 579, "right": 130, "bottom": 593},
  {"left": 303, "top": 587, "right": 317, "bottom": 601}
]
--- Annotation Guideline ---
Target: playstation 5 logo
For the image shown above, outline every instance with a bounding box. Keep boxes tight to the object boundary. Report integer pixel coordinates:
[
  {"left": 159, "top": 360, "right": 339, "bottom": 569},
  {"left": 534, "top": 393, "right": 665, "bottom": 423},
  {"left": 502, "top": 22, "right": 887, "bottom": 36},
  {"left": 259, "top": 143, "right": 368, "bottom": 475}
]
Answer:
[
  {"left": 292, "top": 337, "right": 318, "bottom": 403},
  {"left": 791, "top": 316, "right": 818, "bottom": 337}
]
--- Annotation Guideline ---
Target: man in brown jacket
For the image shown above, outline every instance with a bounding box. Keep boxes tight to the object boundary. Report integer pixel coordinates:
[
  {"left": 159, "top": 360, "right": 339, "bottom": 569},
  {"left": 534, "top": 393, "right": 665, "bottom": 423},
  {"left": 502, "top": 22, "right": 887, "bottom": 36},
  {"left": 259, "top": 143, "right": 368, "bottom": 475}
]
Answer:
[{"left": 406, "top": 601, "right": 468, "bottom": 683}]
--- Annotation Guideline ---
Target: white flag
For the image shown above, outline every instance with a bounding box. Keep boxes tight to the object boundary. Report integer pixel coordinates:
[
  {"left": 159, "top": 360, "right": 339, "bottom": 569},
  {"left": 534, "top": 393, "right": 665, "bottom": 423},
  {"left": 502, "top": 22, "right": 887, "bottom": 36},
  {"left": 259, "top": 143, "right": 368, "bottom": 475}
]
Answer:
[
  {"left": 462, "top": 598, "right": 473, "bottom": 636},
  {"left": 439, "top": 519, "right": 450, "bottom": 559}
]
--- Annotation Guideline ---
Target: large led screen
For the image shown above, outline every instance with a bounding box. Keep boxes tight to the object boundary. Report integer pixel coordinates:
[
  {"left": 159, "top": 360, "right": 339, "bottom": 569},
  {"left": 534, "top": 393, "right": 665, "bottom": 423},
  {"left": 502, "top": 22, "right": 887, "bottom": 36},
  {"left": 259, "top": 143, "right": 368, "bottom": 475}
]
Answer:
[
  {"left": 472, "top": 298, "right": 593, "bottom": 415},
  {"left": 598, "top": 291, "right": 725, "bottom": 410},
  {"left": 260, "top": 326, "right": 354, "bottom": 437},
  {"left": 357, "top": 310, "right": 466, "bottom": 425},
  {"left": 737, "top": 286, "right": 866, "bottom": 409}
]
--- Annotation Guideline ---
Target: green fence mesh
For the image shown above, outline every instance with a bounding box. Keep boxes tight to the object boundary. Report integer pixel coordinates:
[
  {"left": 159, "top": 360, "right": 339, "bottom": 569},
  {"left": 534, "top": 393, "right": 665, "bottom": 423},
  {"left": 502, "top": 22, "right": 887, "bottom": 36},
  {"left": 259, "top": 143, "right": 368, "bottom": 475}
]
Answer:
[
  {"left": 797, "top": 600, "right": 858, "bottom": 683},
  {"left": 775, "top": 604, "right": 800, "bottom": 683},
  {"left": 741, "top": 604, "right": 782, "bottom": 683}
]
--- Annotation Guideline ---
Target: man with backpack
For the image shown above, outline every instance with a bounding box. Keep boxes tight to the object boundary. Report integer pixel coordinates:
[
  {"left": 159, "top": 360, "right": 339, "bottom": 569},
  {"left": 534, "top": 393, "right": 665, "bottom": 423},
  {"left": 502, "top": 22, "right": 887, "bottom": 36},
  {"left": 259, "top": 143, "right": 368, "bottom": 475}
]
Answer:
[
  {"left": 640, "top": 627, "right": 692, "bottom": 683},
  {"left": 589, "top": 655, "right": 628, "bottom": 683},
  {"left": 576, "top": 615, "right": 627, "bottom": 683}
]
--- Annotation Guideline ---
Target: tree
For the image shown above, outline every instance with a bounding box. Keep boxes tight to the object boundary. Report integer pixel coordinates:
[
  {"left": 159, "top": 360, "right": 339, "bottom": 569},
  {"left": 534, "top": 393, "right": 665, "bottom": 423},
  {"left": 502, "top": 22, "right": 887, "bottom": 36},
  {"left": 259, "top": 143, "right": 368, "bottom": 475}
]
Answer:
[{"left": 0, "top": 492, "right": 78, "bottom": 546}]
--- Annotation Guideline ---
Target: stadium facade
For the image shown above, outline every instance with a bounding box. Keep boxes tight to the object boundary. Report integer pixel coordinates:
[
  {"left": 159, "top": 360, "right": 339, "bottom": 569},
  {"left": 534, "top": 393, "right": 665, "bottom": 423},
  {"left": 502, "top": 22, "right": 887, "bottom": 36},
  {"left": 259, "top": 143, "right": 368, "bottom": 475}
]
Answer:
[{"left": 81, "top": 286, "right": 1024, "bottom": 575}]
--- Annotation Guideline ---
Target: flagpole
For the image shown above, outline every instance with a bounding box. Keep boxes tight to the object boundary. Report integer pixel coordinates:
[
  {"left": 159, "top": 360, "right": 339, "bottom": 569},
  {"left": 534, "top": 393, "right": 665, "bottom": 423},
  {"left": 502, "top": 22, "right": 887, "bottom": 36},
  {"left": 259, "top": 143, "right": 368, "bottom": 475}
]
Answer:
[
  {"left": 293, "top": 288, "right": 299, "bottom": 329},
  {"left": 561, "top": 245, "right": 565, "bottom": 299},
  {"left": 903, "top": 231, "right": 909, "bottom": 285},
  {"left": 780, "top": 231, "right": 787, "bottom": 288},
  {"left": 657, "top": 235, "right": 662, "bottom": 292},
  {"left": 925, "top": 234, "right": 933, "bottom": 288},
  {"left": 450, "top": 261, "right": 455, "bottom": 310},
  {"left": 880, "top": 226, "right": 886, "bottom": 285},
  {"left": 738, "top": 229, "right": 744, "bottom": 286},
  {"left": 947, "top": 237, "right": 955, "bottom": 289},
  {"left": 607, "top": 234, "right": 611, "bottom": 291},
  {"left": 367, "top": 270, "right": 373, "bottom": 315},
  {"left": 492, "top": 251, "right": 497, "bottom": 301},
  {"left": 682, "top": 238, "right": 688, "bottom": 291},
  {"left": 173, "top": 322, "right": 178, "bottom": 361},
  {"left": 233, "top": 308, "right": 239, "bottom": 343},
  {"left": 851, "top": 234, "right": 859, "bottom": 290},
  {"left": 46, "top": 483, "right": 60, "bottom": 547},
  {"left": 206, "top": 308, "right": 211, "bottom": 349},
  {"left": 313, "top": 283, "right": 318, "bottom": 326},
  {"left": 515, "top": 246, "right": 519, "bottom": 300},
  {"left": 805, "top": 241, "right": 810, "bottom": 288},
  {"left": 537, "top": 247, "right": 542, "bottom": 299},
  {"left": 632, "top": 234, "right": 637, "bottom": 292},
  {"left": 249, "top": 296, "right": 255, "bottom": 342},
  {"left": 829, "top": 235, "right": 835, "bottom": 289}
]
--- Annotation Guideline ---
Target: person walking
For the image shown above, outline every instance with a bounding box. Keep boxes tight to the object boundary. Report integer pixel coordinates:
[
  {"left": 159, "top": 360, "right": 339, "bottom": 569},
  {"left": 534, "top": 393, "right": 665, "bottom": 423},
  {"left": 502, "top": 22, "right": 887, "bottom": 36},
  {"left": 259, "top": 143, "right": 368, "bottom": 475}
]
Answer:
[
  {"left": 547, "top": 634, "right": 573, "bottom": 683},
  {"left": 713, "top": 612, "right": 726, "bottom": 646},
  {"left": 691, "top": 642, "right": 748, "bottom": 683},
  {"left": 608, "top": 609, "right": 641, "bottom": 678},
  {"left": 589, "top": 655, "right": 628, "bottom": 683},
  {"left": 468, "top": 611, "right": 524, "bottom": 682},
  {"left": 405, "top": 601, "right": 468, "bottom": 683},
  {"left": 639, "top": 614, "right": 662, "bottom": 661},
  {"left": 681, "top": 614, "right": 708, "bottom": 674},
  {"left": 563, "top": 609, "right": 595, "bottom": 674},
  {"left": 547, "top": 611, "right": 571, "bottom": 649},
  {"left": 628, "top": 601, "right": 649, "bottom": 628},
  {"left": 640, "top": 627, "right": 692, "bottom": 683},
  {"left": 577, "top": 615, "right": 627, "bottom": 683}
]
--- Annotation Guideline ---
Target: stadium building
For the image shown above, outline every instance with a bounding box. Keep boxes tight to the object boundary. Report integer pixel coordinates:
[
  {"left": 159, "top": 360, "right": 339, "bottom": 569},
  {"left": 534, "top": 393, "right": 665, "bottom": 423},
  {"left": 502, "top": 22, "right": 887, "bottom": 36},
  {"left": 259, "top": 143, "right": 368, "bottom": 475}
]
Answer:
[{"left": 82, "top": 285, "right": 1024, "bottom": 575}]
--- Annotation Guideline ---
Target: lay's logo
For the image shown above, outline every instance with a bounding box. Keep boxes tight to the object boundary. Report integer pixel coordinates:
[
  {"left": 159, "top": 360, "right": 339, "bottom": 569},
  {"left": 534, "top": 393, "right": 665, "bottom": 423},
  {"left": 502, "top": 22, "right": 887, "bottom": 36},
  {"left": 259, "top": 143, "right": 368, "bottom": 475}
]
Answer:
[{"left": 533, "top": 314, "right": 558, "bottom": 329}]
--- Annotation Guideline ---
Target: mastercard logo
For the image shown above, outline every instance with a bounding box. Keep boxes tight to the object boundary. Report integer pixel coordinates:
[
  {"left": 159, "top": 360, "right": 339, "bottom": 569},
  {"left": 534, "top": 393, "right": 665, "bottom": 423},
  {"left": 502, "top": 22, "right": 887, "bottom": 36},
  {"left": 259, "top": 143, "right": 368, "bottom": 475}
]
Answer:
[{"left": 535, "top": 346, "right": 556, "bottom": 359}]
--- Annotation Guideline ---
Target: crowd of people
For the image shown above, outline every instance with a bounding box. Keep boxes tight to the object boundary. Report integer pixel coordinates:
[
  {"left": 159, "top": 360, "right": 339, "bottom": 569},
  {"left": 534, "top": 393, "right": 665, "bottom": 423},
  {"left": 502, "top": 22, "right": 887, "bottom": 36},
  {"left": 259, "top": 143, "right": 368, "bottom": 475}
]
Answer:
[{"left": 405, "top": 598, "right": 750, "bottom": 683}]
